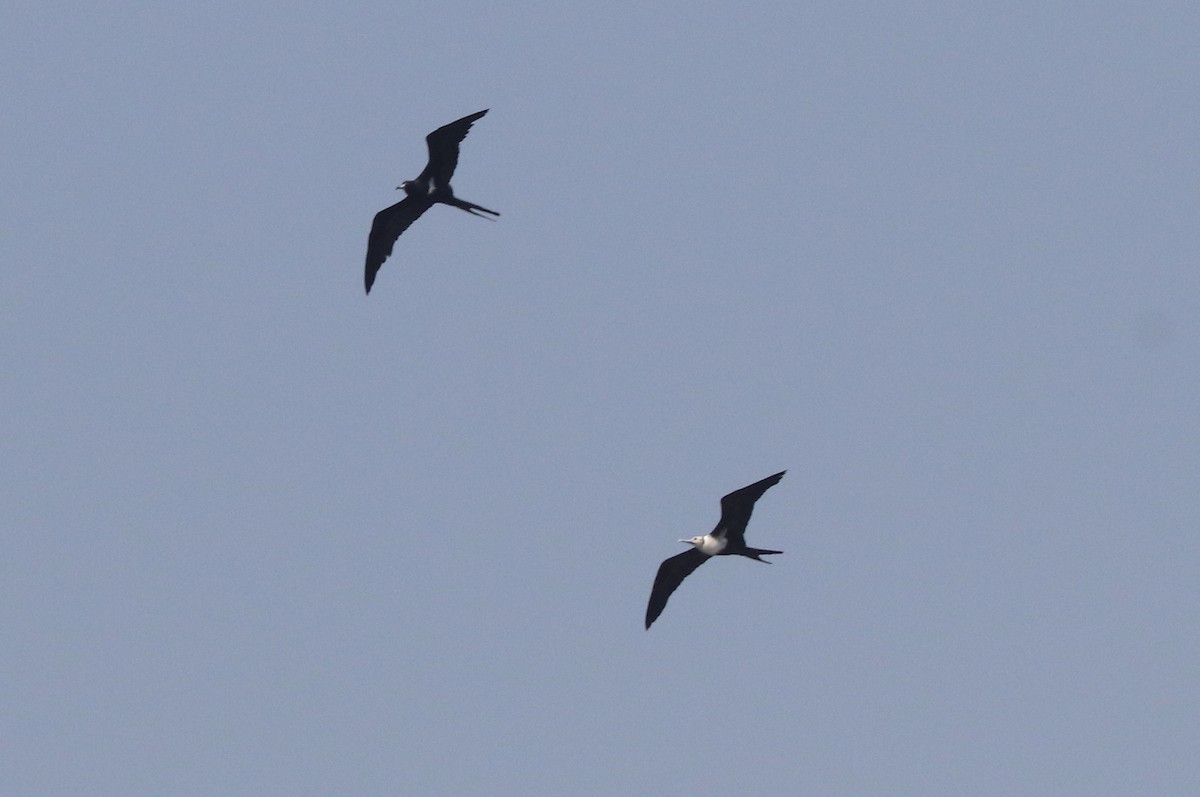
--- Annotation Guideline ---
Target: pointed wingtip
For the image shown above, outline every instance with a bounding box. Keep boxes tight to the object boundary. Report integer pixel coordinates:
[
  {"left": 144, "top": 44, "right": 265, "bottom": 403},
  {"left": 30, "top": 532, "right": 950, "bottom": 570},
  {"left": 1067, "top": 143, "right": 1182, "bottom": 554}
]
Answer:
[{"left": 762, "top": 469, "right": 787, "bottom": 487}]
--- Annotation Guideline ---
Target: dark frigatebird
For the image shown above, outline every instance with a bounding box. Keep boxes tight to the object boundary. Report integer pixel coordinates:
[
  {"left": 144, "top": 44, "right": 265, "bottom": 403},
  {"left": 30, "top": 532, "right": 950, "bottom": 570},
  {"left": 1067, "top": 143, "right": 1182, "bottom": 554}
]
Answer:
[
  {"left": 645, "top": 471, "right": 786, "bottom": 629},
  {"left": 364, "top": 109, "right": 499, "bottom": 294}
]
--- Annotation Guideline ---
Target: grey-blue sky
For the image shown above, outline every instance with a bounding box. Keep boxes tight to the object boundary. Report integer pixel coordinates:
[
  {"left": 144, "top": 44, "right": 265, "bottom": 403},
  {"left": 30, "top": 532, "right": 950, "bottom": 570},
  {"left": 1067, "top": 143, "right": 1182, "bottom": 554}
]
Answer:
[{"left": 3, "top": 2, "right": 1198, "bottom": 794}]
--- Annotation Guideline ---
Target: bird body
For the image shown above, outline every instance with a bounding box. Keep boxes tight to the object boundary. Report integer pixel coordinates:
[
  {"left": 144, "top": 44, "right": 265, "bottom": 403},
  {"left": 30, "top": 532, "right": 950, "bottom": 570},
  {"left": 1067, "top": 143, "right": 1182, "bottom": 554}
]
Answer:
[
  {"left": 364, "top": 109, "right": 499, "bottom": 294},
  {"left": 645, "top": 471, "right": 786, "bottom": 629},
  {"left": 680, "top": 532, "right": 728, "bottom": 556}
]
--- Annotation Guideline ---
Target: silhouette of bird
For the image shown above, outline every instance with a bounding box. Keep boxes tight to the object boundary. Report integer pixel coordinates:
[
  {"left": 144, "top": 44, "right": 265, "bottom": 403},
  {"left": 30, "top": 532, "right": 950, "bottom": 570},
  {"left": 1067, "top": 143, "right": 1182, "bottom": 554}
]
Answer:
[
  {"left": 645, "top": 471, "right": 786, "bottom": 629},
  {"left": 364, "top": 109, "right": 499, "bottom": 294}
]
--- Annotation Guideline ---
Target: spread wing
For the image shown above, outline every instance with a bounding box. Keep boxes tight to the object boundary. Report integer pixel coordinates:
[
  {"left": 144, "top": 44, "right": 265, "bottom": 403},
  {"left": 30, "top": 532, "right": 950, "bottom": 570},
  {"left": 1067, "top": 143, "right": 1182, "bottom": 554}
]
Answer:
[
  {"left": 715, "top": 470, "right": 786, "bottom": 547},
  {"left": 645, "top": 548, "right": 709, "bottom": 629},
  {"left": 417, "top": 109, "right": 489, "bottom": 189},
  {"left": 364, "top": 196, "right": 433, "bottom": 294}
]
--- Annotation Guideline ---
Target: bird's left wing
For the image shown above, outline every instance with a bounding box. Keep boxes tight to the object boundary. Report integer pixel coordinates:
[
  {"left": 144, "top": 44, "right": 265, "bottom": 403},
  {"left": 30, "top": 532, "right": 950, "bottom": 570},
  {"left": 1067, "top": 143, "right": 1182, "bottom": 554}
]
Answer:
[
  {"left": 645, "top": 548, "right": 709, "bottom": 629},
  {"left": 715, "top": 470, "right": 786, "bottom": 543},
  {"left": 419, "top": 109, "right": 489, "bottom": 189}
]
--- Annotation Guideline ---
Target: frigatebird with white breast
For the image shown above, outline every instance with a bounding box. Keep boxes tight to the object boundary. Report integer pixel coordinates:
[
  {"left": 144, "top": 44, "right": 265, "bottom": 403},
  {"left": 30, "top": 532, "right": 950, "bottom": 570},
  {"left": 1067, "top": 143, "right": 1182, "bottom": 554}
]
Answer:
[
  {"left": 363, "top": 109, "right": 499, "bottom": 294},
  {"left": 645, "top": 471, "right": 786, "bottom": 629}
]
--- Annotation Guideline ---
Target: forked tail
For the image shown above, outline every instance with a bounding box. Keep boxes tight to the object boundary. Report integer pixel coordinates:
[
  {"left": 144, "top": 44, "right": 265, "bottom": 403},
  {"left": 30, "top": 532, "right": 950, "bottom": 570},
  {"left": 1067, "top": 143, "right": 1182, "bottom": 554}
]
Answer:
[
  {"left": 446, "top": 196, "right": 500, "bottom": 218},
  {"left": 743, "top": 547, "right": 783, "bottom": 563}
]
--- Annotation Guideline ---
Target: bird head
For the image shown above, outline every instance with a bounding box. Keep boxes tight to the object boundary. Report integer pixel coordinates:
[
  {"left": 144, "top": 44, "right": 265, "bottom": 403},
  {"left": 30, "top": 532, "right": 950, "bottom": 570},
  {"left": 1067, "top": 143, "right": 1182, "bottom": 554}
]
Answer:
[{"left": 678, "top": 536, "right": 706, "bottom": 548}]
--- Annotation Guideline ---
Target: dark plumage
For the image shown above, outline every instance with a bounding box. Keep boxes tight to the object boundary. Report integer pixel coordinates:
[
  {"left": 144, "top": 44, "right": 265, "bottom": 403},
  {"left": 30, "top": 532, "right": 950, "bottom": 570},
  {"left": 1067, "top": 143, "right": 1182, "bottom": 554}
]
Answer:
[
  {"left": 645, "top": 471, "right": 786, "bottom": 629},
  {"left": 364, "top": 109, "right": 499, "bottom": 294}
]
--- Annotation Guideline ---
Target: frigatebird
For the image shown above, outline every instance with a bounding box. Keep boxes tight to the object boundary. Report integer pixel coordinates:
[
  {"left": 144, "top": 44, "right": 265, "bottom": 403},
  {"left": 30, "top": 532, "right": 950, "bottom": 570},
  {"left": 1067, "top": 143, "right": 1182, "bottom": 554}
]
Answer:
[
  {"left": 364, "top": 109, "right": 499, "bottom": 294},
  {"left": 645, "top": 471, "right": 786, "bottom": 629}
]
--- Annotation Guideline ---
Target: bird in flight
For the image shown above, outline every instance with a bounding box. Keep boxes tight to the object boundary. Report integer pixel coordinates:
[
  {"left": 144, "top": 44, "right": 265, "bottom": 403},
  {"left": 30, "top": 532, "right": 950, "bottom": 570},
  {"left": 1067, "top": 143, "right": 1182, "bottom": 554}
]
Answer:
[
  {"left": 364, "top": 109, "right": 499, "bottom": 294},
  {"left": 645, "top": 471, "right": 786, "bottom": 629}
]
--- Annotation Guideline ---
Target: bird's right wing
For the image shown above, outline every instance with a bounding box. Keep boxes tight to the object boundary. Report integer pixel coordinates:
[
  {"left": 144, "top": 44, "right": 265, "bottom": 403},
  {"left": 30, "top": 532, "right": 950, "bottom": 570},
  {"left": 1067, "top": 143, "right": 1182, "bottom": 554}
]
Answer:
[
  {"left": 364, "top": 197, "right": 431, "bottom": 294},
  {"left": 645, "top": 548, "right": 709, "bottom": 629},
  {"left": 418, "top": 109, "right": 489, "bottom": 189}
]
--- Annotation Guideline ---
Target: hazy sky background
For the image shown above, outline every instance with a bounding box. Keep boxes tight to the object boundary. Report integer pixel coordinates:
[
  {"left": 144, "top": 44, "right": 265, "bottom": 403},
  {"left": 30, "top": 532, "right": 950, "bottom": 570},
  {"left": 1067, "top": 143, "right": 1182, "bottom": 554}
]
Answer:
[{"left": 4, "top": 2, "right": 1198, "bottom": 794}]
